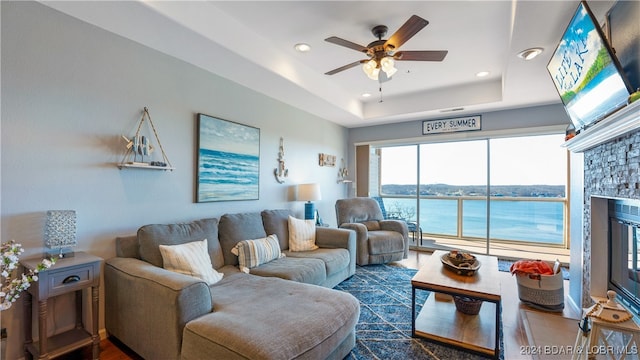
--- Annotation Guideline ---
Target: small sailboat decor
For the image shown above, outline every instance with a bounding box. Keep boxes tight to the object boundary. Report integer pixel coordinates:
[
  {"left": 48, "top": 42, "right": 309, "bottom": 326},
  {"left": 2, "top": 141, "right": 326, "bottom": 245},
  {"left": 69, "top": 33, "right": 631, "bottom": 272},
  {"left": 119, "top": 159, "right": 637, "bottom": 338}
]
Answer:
[
  {"left": 118, "top": 107, "right": 174, "bottom": 170},
  {"left": 122, "top": 134, "right": 154, "bottom": 163}
]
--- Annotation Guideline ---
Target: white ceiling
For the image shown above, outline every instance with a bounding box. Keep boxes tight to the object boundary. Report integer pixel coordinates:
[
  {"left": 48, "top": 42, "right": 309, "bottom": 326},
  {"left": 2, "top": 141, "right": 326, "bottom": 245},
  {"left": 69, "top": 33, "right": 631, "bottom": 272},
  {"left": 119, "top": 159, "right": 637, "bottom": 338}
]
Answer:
[{"left": 41, "top": 0, "right": 617, "bottom": 128}]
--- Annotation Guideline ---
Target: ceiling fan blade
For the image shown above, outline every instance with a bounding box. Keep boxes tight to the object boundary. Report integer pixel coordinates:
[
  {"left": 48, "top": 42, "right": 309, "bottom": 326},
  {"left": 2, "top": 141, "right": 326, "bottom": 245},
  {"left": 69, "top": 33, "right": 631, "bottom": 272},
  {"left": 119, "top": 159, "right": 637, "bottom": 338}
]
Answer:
[
  {"left": 394, "top": 50, "right": 448, "bottom": 61},
  {"left": 325, "top": 60, "right": 365, "bottom": 75},
  {"left": 325, "top": 36, "right": 369, "bottom": 53},
  {"left": 385, "top": 15, "right": 429, "bottom": 50}
]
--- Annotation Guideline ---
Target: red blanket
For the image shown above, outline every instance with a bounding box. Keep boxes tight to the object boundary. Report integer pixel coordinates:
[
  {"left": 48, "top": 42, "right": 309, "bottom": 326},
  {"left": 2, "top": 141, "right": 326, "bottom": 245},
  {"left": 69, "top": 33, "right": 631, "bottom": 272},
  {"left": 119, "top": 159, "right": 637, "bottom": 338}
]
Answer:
[{"left": 510, "top": 260, "right": 554, "bottom": 276}]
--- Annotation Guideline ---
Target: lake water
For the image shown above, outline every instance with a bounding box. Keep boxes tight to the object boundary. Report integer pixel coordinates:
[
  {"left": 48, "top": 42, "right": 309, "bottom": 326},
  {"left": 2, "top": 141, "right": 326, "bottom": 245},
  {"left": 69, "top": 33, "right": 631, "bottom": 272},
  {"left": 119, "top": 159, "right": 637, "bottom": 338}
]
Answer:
[{"left": 382, "top": 197, "right": 564, "bottom": 245}]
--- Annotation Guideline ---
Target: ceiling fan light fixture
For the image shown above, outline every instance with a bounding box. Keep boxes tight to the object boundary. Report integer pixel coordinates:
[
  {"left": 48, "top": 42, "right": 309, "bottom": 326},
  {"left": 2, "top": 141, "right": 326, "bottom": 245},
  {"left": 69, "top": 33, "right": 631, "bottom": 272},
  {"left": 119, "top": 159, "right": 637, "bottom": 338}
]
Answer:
[
  {"left": 517, "top": 47, "right": 543, "bottom": 61},
  {"left": 368, "top": 68, "right": 380, "bottom": 80},
  {"left": 380, "top": 56, "right": 397, "bottom": 77},
  {"left": 363, "top": 59, "right": 379, "bottom": 80}
]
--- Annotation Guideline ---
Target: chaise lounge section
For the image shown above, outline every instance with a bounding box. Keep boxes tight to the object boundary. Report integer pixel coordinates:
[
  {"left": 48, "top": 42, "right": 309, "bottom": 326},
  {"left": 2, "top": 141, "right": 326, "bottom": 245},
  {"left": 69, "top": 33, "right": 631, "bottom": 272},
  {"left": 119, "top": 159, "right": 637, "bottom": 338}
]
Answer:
[{"left": 105, "top": 209, "right": 359, "bottom": 359}]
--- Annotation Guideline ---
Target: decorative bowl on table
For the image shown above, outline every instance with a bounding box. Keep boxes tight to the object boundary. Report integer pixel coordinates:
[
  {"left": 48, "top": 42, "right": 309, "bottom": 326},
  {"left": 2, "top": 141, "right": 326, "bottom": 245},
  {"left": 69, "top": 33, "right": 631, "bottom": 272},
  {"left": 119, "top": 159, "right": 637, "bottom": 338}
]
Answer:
[
  {"left": 446, "top": 250, "right": 476, "bottom": 266},
  {"left": 440, "top": 251, "right": 481, "bottom": 276}
]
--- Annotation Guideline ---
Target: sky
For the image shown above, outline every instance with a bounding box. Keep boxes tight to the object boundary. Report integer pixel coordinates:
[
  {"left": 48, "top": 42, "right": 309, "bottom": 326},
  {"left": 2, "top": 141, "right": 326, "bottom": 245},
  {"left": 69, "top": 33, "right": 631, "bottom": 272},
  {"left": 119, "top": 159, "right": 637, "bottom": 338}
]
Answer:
[
  {"left": 380, "top": 134, "right": 567, "bottom": 186},
  {"left": 198, "top": 114, "right": 259, "bottom": 155}
]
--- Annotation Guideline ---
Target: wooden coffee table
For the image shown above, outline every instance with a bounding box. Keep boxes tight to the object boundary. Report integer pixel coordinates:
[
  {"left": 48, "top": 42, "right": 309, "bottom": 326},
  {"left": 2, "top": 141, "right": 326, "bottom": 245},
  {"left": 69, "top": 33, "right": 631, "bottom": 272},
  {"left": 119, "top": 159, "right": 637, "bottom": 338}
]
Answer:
[{"left": 411, "top": 250, "right": 502, "bottom": 358}]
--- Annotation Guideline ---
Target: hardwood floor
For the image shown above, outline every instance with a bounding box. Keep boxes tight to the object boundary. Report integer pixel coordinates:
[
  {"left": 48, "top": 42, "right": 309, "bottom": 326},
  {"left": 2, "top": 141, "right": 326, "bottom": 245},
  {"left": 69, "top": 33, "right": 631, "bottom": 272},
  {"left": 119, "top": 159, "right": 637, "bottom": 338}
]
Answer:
[{"left": 68, "top": 249, "right": 577, "bottom": 360}]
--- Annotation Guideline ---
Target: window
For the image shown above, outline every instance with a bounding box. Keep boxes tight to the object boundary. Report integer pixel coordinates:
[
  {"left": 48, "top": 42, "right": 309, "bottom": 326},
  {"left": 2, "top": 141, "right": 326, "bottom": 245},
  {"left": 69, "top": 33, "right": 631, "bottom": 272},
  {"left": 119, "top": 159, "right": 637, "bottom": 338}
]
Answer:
[{"left": 372, "top": 133, "right": 568, "bottom": 255}]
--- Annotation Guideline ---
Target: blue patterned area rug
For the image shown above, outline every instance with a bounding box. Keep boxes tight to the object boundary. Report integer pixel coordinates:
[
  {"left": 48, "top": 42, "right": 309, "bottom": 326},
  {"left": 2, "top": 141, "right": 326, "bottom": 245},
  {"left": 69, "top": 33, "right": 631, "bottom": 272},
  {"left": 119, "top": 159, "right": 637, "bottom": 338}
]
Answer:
[{"left": 336, "top": 264, "right": 503, "bottom": 359}]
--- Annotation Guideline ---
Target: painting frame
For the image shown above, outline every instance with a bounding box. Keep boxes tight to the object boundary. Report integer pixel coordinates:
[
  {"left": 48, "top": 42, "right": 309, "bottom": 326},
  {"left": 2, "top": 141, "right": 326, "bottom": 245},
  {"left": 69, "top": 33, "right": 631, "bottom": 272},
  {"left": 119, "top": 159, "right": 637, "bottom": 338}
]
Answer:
[{"left": 196, "top": 113, "right": 260, "bottom": 203}]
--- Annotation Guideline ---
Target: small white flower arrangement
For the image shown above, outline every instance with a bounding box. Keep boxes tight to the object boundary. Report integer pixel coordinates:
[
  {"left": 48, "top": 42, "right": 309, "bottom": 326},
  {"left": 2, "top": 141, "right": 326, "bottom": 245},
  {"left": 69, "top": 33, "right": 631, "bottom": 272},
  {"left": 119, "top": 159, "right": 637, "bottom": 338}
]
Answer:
[{"left": 1, "top": 240, "right": 57, "bottom": 311}]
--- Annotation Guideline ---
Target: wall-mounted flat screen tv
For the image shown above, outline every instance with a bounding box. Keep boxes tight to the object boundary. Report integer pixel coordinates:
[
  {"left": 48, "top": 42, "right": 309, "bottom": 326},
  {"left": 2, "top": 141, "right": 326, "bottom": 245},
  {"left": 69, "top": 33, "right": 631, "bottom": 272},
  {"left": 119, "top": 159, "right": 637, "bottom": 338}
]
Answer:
[{"left": 547, "top": 1, "right": 632, "bottom": 132}]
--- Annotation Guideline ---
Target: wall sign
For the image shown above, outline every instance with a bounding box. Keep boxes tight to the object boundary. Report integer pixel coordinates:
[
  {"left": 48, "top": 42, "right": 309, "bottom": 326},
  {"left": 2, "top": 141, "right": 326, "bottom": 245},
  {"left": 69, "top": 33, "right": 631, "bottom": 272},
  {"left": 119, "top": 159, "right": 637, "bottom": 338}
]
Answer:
[
  {"left": 319, "top": 153, "right": 336, "bottom": 167},
  {"left": 422, "top": 115, "right": 482, "bottom": 135}
]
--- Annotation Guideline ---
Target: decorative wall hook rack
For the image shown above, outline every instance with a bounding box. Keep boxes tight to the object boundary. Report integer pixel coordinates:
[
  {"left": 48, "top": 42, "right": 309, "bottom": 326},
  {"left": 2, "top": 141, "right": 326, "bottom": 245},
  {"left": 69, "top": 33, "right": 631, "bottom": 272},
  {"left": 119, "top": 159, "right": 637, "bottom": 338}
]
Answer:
[
  {"left": 274, "top": 137, "right": 288, "bottom": 183},
  {"left": 118, "top": 107, "right": 174, "bottom": 171},
  {"left": 337, "top": 158, "right": 352, "bottom": 183}
]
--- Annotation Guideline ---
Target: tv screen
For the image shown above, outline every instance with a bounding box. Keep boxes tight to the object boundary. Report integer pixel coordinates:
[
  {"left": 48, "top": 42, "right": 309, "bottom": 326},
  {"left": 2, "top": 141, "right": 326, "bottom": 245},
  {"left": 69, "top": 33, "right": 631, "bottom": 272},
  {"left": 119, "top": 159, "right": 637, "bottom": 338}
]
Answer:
[{"left": 547, "top": 1, "right": 632, "bottom": 131}]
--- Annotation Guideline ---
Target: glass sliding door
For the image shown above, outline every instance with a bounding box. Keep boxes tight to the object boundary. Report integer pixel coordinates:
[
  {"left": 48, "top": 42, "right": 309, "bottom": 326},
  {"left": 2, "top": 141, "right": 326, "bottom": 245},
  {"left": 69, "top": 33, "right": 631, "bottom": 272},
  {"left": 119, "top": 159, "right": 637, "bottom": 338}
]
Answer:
[
  {"left": 489, "top": 134, "right": 567, "bottom": 246},
  {"left": 419, "top": 140, "right": 488, "bottom": 250},
  {"left": 378, "top": 146, "right": 420, "bottom": 244}
]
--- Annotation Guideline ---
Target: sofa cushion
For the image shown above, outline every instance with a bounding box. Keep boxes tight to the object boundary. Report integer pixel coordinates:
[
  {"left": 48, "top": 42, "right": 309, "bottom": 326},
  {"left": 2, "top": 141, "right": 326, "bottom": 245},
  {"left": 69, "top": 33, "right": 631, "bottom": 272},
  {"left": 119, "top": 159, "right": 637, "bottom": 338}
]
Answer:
[
  {"left": 159, "top": 239, "right": 223, "bottom": 285},
  {"left": 138, "top": 218, "right": 224, "bottom": 269},
  {"left": 218, "top": 212, "right": 267, "bottom": 266},
  {"left": 181, "top": 273, "right": 359, "bottom": 360},
  {"left": 367, "top": 230, "right": 405, "bottom": 255},
  {"left": 248, "top": 257, "right": 327, "bottom": 285},
  {"left": 288, "top": 216, "right": 319, "bottom": 252},
  {"left": 285, "top": 248, "right": 350, "bottom": 277},
  {"left": 261, "top": 209, "right": 291, "bottom": 250},
  {"left": 230, "top": 235, "right": 284, "bottom": 273}
]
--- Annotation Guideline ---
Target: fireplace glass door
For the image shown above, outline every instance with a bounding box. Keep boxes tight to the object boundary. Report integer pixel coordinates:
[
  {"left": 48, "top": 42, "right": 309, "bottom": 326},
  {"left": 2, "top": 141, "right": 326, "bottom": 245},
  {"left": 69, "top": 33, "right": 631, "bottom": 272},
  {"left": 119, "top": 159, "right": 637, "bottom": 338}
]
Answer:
[{"left": 609, "top": 199, "right": 640, "bottom": 314}]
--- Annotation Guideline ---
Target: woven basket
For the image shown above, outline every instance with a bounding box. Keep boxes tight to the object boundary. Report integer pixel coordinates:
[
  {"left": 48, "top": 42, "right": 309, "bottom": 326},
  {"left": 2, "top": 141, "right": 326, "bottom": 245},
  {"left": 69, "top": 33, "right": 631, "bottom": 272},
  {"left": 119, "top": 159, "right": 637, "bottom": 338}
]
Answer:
[
  {"left": 514, "top": 260, "right": 564, "bottom": 312},
  {"left": 453, "top": 296, "right": 483, "bottom": 315}
]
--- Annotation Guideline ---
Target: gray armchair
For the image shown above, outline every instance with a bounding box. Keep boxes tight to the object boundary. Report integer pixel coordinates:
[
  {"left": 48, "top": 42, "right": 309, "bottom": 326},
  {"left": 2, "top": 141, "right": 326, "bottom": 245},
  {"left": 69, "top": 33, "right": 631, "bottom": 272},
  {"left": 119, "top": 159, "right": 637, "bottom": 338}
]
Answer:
[{"left": 335, "top": 197, "right": 409, "bottom": 265}]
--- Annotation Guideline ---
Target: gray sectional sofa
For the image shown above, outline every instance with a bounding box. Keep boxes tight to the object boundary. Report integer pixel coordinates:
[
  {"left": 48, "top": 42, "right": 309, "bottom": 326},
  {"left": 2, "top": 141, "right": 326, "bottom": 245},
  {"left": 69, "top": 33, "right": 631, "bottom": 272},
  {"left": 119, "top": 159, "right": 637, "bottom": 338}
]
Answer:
[{"left": 105, "top": 209, "right": 360, "bottom": 360}]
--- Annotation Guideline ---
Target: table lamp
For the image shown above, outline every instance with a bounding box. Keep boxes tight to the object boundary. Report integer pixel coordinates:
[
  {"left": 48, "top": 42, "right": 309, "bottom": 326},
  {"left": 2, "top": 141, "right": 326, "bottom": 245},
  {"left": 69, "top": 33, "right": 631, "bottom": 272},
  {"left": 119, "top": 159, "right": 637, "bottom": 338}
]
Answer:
[
  {"left": 297, "top": 183, "right": 321, "bottom": 220},
  {"left": 44, "top": 210, "right": 77, "bottom": 257}
]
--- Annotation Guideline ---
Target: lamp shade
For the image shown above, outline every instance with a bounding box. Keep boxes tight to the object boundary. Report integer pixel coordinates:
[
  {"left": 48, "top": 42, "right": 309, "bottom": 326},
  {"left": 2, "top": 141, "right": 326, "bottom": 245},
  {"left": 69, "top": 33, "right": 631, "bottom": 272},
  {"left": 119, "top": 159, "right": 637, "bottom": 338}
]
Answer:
[{"left": 297, "top": 183, "right": 321, "bottom": 202}]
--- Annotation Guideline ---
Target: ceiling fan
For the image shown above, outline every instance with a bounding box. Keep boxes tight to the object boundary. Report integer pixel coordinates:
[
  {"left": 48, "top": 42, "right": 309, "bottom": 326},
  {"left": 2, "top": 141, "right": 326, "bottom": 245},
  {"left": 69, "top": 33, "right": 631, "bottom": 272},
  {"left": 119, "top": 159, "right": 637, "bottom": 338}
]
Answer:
[{"left": 325, "top": 15, "right": 448, "bottom": 81}]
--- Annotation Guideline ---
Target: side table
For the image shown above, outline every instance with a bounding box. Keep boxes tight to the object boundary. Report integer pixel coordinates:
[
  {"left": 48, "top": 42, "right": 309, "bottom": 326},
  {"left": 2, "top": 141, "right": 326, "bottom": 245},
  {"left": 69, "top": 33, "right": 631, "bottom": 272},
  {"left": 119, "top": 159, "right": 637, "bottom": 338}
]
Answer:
[
  {"left": 21, "top": 252, "right": 103, "bottom": 360},
  {"left": 572, "top": 294, "right": 640, "bottom": 360}
]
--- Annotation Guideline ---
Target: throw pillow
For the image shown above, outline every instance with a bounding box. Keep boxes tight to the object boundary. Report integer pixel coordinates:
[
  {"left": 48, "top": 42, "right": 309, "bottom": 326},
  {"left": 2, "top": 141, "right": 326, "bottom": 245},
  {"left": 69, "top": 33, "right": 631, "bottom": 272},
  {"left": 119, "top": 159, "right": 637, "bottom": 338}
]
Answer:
[
  {"left": 231, "top": 234, "right": 284, "bottom": 273},
  {"left": 288, "top": 215, "right": 318, "bottom": 252},
  {"left": 159, "top": 239, "right": 223, "bottom": 285}
]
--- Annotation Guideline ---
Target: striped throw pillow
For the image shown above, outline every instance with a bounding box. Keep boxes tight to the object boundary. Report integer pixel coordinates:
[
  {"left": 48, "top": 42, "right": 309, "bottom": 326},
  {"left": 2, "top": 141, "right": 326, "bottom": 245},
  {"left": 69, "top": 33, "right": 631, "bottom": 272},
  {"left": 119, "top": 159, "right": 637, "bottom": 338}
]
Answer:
[
  {"left": 288, "top": 216, "right": 318, "bottom": 252},
  {"left": 231, "top": 234, "right": 284, "bottom": 273},
  {"left": 159, "top": 239, "right": 223, "bottom": 285}
]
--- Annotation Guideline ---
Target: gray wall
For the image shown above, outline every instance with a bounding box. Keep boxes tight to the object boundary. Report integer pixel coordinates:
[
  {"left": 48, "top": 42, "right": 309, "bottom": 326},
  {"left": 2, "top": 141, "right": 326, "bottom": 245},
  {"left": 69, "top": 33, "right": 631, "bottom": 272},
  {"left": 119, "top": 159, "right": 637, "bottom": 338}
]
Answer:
[
  {"left": 349, "top": 103, "right": 570, "bottom": 145},
  {"left": 1, "top": 2, "right": 347, "bottom": 355}
]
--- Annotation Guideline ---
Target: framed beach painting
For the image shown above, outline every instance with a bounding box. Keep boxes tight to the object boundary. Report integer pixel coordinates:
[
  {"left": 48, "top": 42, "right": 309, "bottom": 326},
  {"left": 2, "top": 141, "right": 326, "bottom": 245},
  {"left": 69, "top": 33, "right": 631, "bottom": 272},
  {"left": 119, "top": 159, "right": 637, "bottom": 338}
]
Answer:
[{"left": 196, "top": 114, "right": 260, "bottom": 202}]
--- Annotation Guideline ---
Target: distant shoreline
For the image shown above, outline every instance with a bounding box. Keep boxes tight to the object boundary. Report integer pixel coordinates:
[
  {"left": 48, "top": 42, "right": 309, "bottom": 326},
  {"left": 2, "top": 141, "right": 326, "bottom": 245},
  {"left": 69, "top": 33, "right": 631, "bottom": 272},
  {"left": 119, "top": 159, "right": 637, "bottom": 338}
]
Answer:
[{"left": 381, "top": 184, "right": 565, "bottom": 198}]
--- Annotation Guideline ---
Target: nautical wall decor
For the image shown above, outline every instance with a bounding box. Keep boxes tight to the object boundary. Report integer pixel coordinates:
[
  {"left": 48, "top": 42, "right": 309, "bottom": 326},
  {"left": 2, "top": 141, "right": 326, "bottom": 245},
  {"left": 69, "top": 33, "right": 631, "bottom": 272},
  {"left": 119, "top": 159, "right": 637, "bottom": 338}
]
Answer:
[
  {"left": 319, "top": 153, "right": 336, "bottom": 167},
  {"left": 337, "top": 158, "right": 352, "bottom": 183},
  {"left": 196, "top": 113, "right": 260, "bottom": 202},
  {"left": 274, "top": 137, "right": 289, "bottom": 184},
  {"left": 118, "top": 107, "right": 173, "bottom": 170}
]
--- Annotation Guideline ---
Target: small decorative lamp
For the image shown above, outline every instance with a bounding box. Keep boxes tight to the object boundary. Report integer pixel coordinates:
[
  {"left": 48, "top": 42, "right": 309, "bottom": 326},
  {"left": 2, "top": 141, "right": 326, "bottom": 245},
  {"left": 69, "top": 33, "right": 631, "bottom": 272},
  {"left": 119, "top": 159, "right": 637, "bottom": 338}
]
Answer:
[
  {"left": 297, "top": 184, "right": 321, "bottom": 220},
  {"left": 44, "top": 210, "right": 77, "bottom": 257}
]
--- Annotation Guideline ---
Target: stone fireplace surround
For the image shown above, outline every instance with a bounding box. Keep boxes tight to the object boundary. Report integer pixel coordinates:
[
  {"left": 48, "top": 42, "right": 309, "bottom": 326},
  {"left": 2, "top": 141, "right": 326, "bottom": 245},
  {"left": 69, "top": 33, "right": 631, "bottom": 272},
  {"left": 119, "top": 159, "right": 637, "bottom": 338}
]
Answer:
[{"left": 570, "top": 104, "right": 640, "bottom": 310}]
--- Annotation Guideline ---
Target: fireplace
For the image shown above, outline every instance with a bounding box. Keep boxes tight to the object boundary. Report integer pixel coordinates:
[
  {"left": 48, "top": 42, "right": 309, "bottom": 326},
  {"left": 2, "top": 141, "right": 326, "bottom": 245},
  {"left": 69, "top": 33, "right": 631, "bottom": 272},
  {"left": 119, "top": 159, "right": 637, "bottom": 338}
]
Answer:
[
  {"left": 572, "top": 124, "right": 640, "bottom": 312},
  {"left": 608, "top": 199, "right": 640, "bottom": 315}
]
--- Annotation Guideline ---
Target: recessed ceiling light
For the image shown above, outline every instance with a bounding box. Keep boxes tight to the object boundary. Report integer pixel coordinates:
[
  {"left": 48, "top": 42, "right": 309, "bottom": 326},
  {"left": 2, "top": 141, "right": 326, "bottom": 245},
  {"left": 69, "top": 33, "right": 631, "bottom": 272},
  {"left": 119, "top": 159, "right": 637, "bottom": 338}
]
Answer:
[
  {"left": 294, "top": 43, "right": 311, "bottom": 53},
  {"left": 362, "top": 93, "right": 371, "bottom": 98},
  {"left": 476, "top": 71, "right": 490, "bottom": 77},
  {"left": 517, "top": 47, "right": 543, "bottom": 60}
]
